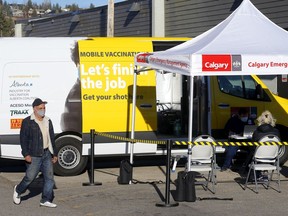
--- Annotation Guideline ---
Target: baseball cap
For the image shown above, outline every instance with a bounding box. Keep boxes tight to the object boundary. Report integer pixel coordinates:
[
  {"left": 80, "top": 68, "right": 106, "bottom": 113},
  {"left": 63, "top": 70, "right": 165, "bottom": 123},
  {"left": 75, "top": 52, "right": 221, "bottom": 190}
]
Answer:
[{"left": 32, "top": 98, "right": 47, "bottom": 107}]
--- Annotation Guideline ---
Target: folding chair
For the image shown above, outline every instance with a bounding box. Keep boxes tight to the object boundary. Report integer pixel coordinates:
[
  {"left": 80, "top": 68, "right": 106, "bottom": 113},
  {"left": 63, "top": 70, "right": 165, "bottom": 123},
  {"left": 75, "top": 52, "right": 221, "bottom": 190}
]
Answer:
[
  {"left": 244, "top": 135, "right": 281, "bottom": 193},
  {"left": 187, "top": 135, "right": 217, "bottom": 193}
]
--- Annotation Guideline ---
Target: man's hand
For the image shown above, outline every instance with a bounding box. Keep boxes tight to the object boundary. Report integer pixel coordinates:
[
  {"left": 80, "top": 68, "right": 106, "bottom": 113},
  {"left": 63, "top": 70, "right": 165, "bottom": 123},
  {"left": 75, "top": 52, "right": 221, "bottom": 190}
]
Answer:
[
  {"left": 52, "top": 156, "right": 58, "bottom": 164},
  {"left": 25, "top": 155, "right": 32, "bottom": 163}
]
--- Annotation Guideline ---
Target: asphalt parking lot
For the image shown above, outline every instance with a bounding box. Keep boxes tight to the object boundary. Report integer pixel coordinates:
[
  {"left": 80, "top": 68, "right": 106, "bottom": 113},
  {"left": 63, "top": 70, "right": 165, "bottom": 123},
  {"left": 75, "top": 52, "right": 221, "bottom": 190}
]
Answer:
[{"left": 0, "top": 157, "right": 288, "bottom": 216}]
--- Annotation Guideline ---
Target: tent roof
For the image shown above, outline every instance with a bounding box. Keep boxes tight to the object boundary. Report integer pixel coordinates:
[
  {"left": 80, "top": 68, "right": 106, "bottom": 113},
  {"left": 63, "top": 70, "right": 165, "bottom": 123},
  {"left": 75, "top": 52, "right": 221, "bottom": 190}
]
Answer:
[
  {"left": 165, "top": 0, "right": 288, "bottom": 55},
  {"left": 135, "top": 0, "right": 288, "bottom": 76}
]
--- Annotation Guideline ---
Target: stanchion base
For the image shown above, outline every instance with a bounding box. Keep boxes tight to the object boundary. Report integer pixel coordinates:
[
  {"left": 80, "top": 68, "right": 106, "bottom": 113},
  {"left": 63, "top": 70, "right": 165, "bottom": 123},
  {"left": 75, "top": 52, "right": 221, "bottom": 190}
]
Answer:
[
  {"left": 82, "top": 182, "right": 102, "bottom": 186},
  {"left": 155, "top": 202, "right": 179, "bottom": 207}
]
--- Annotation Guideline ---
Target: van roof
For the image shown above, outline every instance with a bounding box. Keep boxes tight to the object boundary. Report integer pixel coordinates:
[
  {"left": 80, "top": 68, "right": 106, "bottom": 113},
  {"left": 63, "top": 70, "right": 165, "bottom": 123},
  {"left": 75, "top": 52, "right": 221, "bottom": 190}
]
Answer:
[
  {"left": 0, "top": 37, "right": 189, "bottom": 61},
  {"left": 0, "top": 37, "right": 85, "bottom": 61}
]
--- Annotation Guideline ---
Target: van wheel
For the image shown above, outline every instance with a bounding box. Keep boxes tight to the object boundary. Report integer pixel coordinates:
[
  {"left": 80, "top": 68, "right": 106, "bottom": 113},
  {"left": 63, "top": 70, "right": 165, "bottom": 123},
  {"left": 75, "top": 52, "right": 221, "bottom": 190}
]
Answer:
[
  {"left": 279, "top": 146, "right": 288, "bottom": 166},
  {"left": 54, "top": 136, "right": 88, "bottom": 176}
]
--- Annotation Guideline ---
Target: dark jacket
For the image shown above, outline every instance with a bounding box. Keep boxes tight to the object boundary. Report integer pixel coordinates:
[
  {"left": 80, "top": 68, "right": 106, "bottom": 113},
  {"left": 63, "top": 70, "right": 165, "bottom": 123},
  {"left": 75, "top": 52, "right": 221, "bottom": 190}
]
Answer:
[
  {"left": 224, "top": 115, "right": 246, "bottom": 136},
  {"left": 252, "top": 123, "right": 280, "bottom": 141},
  {"left": 20, "top": 114, "right": 57, "bottom": 157}
]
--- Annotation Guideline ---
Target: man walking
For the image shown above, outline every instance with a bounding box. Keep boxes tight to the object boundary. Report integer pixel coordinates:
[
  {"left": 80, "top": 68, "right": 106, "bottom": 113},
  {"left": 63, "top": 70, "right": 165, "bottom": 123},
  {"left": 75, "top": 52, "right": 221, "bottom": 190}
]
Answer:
[{"left": 13, "top": 98, "right": 58, "bottom": 208}]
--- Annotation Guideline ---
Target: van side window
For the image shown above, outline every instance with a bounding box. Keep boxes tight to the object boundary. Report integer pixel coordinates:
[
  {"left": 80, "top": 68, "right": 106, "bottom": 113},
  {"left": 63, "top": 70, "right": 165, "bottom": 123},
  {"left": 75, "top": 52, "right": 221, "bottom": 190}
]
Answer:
[
  {"left": 217, "top": 76, "right": 258, "bottom": 99},
  {"left": 243, "top": 76, "right": 257, "bottom": 99}
]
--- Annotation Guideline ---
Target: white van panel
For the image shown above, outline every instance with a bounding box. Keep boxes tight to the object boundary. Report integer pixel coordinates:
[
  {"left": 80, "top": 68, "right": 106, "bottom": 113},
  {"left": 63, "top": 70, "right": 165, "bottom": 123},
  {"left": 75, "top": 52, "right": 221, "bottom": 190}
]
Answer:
[
  {"left": 0, "top": 144, "right": 23, "bottom": 159},
  {"left": 82, "top": 142, "right": 157, "bottom": 156},
  {"left": 1, "top": 62, "right": 77, "bottom": 134},
  {"left": 0, "top": 37, "right": 84, "bottom": 135}
]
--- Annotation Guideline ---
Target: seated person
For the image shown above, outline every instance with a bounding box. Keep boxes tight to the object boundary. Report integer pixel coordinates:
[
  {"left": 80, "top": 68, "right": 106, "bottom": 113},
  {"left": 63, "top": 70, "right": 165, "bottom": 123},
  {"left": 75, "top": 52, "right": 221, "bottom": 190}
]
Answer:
[
  {"left": 251, "top": 110, "right": 280, "bottom": 180},
  {"left": 221, "top": 108, "right": 253, "bottom": 172},
  {"left": 252, "top": 110, "right": 280, "bottom": 141}
]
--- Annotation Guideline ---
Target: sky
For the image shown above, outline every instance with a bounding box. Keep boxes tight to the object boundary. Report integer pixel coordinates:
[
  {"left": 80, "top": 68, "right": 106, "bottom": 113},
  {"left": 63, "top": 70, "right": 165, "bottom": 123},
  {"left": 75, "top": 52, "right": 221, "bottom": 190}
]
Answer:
[{"left": 5, "top": 0, "right": 126, "bottom": 8}]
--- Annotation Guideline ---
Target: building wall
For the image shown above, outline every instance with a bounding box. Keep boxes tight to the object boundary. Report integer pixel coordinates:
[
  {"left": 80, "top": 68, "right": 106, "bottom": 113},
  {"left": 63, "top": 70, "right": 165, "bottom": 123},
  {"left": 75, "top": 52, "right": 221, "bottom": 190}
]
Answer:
[
  {"left": 165, "top": 0, "right": 288, "bottom": 37},
  {"left": 17, "top": 0, "right": 288, "bottom": 98},
  {"left": 23, "top": 0, "right": 151, "bottom": 37},
  {"left": 20, "top": 0, "right": 288, "bottom": 38}
]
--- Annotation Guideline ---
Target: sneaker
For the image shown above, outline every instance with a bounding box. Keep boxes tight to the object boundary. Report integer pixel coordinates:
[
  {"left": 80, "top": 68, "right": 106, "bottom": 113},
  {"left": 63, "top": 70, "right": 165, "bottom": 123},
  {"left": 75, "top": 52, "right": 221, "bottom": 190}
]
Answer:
[
  {"left": 257, "top": 176, "right": 269, "bottom": 182},
  {"left": 40, "top": 201, "right": 57, "bottom": 208},
  {"left": 220, "top": 167, "right": 229, "bottom": 172},
  {"left": 13, "top": 185, "right": 21, "bottom": 205}
]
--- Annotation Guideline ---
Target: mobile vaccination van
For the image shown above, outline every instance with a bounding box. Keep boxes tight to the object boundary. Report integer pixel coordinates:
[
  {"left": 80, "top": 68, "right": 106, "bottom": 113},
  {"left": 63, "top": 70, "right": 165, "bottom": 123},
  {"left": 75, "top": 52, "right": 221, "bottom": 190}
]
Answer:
[
  {"left": 0, "top": 37, "right": 188, "bottom": 176},
  {"left": 1, "top": 37, "right": 288, "bottom": 176}
]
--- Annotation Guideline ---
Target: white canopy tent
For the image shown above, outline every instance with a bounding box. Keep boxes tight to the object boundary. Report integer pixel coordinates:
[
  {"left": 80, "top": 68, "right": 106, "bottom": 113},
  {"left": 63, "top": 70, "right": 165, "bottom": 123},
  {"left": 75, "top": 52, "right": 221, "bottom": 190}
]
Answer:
[
  {"left": 135, "top": 0, "right": 288, "bottom": 76},
  {"left": 131, "top": 0, "right": 288, "bottom": 167}
]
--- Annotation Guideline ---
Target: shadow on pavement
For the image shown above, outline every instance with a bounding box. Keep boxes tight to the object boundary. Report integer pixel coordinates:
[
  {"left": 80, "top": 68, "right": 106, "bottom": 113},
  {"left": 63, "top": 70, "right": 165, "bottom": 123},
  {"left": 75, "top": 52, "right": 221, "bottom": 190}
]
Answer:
[
  {"left": 0, "top": 159, "right": 26, "bottom": 173},
  {"left": 280, "top": 165, "right": 288, "bottom": 177},
  {"left": 20, "top": 175, "right": 49, "bottom": 201}
]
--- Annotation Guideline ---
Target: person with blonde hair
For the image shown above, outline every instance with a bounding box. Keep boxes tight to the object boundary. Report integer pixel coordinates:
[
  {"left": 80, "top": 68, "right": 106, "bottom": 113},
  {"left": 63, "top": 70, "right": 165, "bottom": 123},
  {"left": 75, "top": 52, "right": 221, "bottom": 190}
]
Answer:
[
  {"left": 252, "top": 110, "right": 280, "bottom": 141},
  {"left": 251, "top": 110, "right": 280, "bottom": 181}
]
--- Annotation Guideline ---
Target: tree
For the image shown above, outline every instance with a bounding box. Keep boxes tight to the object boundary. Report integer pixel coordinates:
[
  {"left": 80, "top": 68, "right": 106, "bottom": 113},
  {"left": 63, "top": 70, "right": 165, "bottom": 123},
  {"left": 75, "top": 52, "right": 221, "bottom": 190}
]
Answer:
[
  {"left": 27, "top": 0, "right": 33, "bottom": 9},
  {"left": 0, "top": 8, "right": 14, "bottom": 36},
  {"left": 52, "top": 3, "right": 62, "bottom": 14},
  {"left": 0, "top": 1, "right": 14, "bottom": 36},
  {"left": 23, "top": 0, "right": 34, "bottom": 17},
  {"left": 1, "top": 1, "right": 12, "bottom": 16},
  {"left": 66, "top": 4, "right": 79, "bottom": 12},
  {"left": 31, "top": 8, "right": 37, "bottom": 17},
  {"left": 42, "top": 0, "right": 51, "bottom": 10}
]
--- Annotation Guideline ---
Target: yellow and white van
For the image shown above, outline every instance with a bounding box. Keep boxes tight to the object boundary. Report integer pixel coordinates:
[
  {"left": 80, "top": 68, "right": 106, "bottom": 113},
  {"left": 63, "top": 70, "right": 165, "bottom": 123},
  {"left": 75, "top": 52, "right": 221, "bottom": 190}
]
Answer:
[
  {"left": 0, "top": 37, "right": 188, "bottom": 176},
  {"left": 1, "top": 37, "right": 288, "bottom": 176}
]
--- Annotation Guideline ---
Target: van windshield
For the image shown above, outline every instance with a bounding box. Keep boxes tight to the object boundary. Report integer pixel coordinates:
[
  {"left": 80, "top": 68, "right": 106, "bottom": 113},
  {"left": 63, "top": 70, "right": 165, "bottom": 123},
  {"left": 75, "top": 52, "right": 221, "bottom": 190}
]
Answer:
[{"left": 218, "top": 75, "right": 259, "bottom": 99}]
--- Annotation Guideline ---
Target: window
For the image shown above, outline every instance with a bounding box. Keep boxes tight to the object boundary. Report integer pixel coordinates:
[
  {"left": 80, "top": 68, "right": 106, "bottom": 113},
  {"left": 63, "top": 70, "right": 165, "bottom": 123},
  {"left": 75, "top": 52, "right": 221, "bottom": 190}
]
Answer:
[{"left": 218, "top": 76, "right": 258, "bottom": 99}]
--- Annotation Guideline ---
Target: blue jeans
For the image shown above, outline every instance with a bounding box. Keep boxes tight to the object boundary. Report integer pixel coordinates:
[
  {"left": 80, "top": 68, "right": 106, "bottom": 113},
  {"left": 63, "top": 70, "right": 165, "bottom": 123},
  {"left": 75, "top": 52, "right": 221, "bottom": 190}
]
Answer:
[
  {"left": 16, "top": 150, "right": 55, "bottom": 203},
  {"left": 222, "top": 146, "right": 239, "bottom": 169}
]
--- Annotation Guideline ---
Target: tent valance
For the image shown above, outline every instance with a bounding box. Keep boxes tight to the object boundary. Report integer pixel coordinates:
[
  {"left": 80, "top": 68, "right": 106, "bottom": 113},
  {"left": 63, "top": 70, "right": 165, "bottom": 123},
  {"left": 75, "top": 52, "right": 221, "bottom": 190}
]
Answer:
[{"left": 135, "top": 0, "right": 288, "bottom": 76}]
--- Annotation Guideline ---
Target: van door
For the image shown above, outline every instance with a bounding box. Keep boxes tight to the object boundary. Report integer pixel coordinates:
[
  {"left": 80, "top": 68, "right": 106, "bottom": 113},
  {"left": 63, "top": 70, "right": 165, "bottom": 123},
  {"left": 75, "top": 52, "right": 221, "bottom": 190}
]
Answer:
[{"left": 211, "top": 75, "right": 265, "bottom": 138}]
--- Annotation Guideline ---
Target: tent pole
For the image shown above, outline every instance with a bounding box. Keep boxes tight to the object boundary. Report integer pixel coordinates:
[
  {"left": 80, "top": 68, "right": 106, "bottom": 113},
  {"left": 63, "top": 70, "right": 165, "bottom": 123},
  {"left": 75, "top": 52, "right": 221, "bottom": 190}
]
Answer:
[
  {"left": 130, "top": 67, "right": 138, "bottom": 165},
  {"left": 187, "top": 75, "right": 194, "bottom": 171}
]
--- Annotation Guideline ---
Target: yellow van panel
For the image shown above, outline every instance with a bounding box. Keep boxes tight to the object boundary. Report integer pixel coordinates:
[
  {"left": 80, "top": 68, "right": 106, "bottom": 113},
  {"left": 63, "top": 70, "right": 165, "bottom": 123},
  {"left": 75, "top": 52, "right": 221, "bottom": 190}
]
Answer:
[
  {"left": 79, "top": 38, "right": 153, "bottom": 133},
  {"left": 78, "top": 37, "right": 189, "bottom": 133},
  {"left": 211, "top": 75, "right": 288, "bottom": 133}
]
